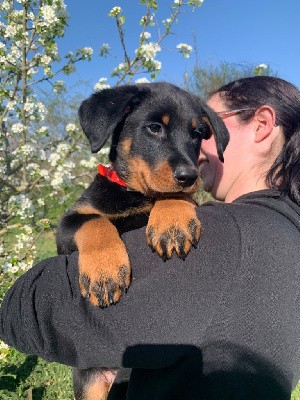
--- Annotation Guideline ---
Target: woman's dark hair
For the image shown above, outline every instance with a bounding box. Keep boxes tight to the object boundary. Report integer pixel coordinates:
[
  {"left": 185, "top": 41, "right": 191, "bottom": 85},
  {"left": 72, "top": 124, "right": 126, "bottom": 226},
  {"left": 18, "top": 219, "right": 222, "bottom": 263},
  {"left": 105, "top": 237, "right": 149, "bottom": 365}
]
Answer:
[{"left": 212, "top": 76, "right": 300, "bottom": 206}]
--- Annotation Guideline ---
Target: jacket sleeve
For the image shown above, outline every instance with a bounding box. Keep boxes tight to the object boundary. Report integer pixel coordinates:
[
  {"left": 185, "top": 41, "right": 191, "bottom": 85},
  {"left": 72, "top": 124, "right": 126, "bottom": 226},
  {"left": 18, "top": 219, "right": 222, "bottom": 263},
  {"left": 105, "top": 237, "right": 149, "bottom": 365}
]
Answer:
[{"left": 0, "top": 204, "right": 241, "bottom": 370}]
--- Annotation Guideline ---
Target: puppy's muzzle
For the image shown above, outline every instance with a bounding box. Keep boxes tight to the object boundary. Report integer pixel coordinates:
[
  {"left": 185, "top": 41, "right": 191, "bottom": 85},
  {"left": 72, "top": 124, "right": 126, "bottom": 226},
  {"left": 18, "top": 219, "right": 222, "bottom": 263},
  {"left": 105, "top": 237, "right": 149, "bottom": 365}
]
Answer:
[{"left": 174, "top": 165, "right": 198, "bottom": 188}]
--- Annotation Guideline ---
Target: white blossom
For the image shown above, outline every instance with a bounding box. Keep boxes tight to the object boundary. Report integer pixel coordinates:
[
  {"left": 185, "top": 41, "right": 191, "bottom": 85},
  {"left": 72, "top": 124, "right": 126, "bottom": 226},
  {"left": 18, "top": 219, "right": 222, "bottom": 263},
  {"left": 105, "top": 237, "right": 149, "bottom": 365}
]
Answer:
[
  {"left": 9, "top": 194, "right": 34, "bottom": 220},
  {"left": 94, "top": 77, "right": 111, "bottom": 92},
  {"left": 140, "top": 31, "right": 151, "bottom": 40},
  {"left": 40, "top": 55, "right": 52, "bottom": 65},
  {"left": 11, "top": 122, "right": 26, "bottom": 133},
  {"left": 162, "top": 18, "right": 172, "bottom": 25},
  {"left": 0, "top": 340, "right": 9, "bottom": 360},
  {"left": 135, "top": 77, "right": 150, "bottom": 84},
  {"left": 38, "top": 126, "right": 48, "bottom": 134},
  {"left": 150, "top": 60, "right": 161, "bottom": 70},
  {"left": 109, "top": 6, "right": 122, "bottom": 17},
  {"left": 40, "top": 5, "right": 58, "bottom": 26},
  {"left": 136, "top": 42, "right": 161, "bottom": 61},
  {"left": 80, "top": 47, "right": 93, "bottom": 57},
  {"left": 39, "top": 149, "right": 46, "bottom": 160},
  {"left": 37, "top": 198, "right": 45, "bottom": 206},
  {"left": 7, "top": 100, "right": 16, "bottom": 110},
  {"left": 17, "top": 143, "right": 34, "bottom": 155},
  {"left": 1, "top": 1, "right": 10, "bottom": 11},
  {"left": 256, "top": 63, "right": 268, "bottom": 69},
  {"left": 40, "top": 169, "right": 50, "bottom": 180},
  {"left": 140, "top": 15, "right": 153, "bottom": 26},
  {"left": 99, "top": 147, "right": 110, "bottom": 155},
  {"left": 65, "top": 123, "right": 76, "bottom": 132},
  {"left": 49, "top": 152, "right": 60, "bottom": 166},
  {"left": 176, "top": 43, "right": 193, "bottom": 58},
  {"left": 28, "top": 67, "right": 38, "bottom": 76},
  {"left": 80, "top": 156, "right": 98, "bottom": 169},
  {"left": 4, "top": 24, "right": 18, "bottom": 38}
]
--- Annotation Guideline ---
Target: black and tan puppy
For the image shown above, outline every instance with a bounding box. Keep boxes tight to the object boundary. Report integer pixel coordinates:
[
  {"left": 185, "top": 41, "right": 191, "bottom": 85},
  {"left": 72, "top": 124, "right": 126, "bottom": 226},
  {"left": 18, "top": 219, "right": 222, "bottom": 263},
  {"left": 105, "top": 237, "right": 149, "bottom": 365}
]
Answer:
[
  {"left": 56, "top": 82, "right": 229, "bottom": 399},
  {"left": 57, "top": 82, "right": 228, "bottom": 307}
]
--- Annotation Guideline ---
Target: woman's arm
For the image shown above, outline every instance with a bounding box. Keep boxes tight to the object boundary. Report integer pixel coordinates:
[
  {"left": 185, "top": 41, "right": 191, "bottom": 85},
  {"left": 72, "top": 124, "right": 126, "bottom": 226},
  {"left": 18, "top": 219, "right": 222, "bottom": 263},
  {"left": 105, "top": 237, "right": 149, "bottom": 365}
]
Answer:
[{"left": 0, "top": 203, "right": 240, "bottom": 370}]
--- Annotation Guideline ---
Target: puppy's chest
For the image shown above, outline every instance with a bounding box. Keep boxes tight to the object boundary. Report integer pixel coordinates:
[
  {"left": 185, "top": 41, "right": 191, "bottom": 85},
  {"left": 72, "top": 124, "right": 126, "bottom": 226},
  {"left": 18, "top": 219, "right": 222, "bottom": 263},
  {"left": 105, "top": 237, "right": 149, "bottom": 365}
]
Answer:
[{"left": 80, "top": 174, "right": 153, "bottom": 225}]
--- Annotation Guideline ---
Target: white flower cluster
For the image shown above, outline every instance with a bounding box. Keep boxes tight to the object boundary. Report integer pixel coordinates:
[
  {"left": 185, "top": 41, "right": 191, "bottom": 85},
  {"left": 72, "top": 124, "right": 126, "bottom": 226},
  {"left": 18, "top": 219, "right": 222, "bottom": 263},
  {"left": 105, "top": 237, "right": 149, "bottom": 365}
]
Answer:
[
  {"left": 40, "top": 5, "right": 58, "bottom": 26},
  {"left": 65, "top": 123, "right": 77, "bottom": 132},
  {"left": 27, "top": 162, "right": 40, "bottom": 177},
  {"left": 50, "top": 161, "right": 75, "bottom": 190},
  {"left": 80, "top": 156, "right": 98, "bottom": 169},
  {"left": 40, "top": 2, "right": 68, "bottom": 28},
  {"left": 48, "top": 143, "right": 71, "bottom": 166},
  {"left": 23, "top": 100, "right": 46, "bottom": 121},
  {"left": 1, "top": 225, "right": 35, "bottom": 276},
  {"left": 47, "top": 143, "right": 76, "bottom": 190},
  {"left": 0, "top": 1, "right": 11, "bottom": 11},
  {"left": 162, "top": 18, "right": 172, "bottom": 26},
  {"left": 15, "top": 143, "right": 35, "bottom": 156},
  {"left": 77, "top": 47, "right": 94, "bottom": 60},
  {"left": 176, "top": 43, "right": 193, "bottom": 58},
  {"left": 254, "top": 63, "right": 268, "bottom": 76},
  {"left": 53, "top": 80, "right": 66, "bottom": 93},
  {"left": 109, "top": 6, "right": 122, "bottom": 17},
  {"left": 194, "top": 0, "right": 204, "bottom": 5},
  {"left": 136, "top": 42, "right": 161, "bottom": 62},
  {"left": 8, "top": 194, "right": 34, "bottom": 220},
  {"left": 11, "top": 123, "right": 26, "bottom": 134},
  {"left": 135, "top": 77, "right": 150, "bottom": 84},
  {"left": 256, "top": 63, "right": 268, "bottom": 69},
  {"left": 99, "top": 147, "right": 110, "bottom": 156},
  {"left": 4, "top": 24, "right": 18, "bottom": 38},
  {"left": 140, "top": 15, "right": 153, "bottom": 26},
  {"left": 0, "top": 341, "right": 9, "bottom": 361},
  {"left": 94, "top": 77, "right": 111, "bottom": 92},
  {"left": 40, "top": 54, "right": 52, "bottom": 65},
  {"left": 140, "top": 31, "right": 151, "bottom": 41}
]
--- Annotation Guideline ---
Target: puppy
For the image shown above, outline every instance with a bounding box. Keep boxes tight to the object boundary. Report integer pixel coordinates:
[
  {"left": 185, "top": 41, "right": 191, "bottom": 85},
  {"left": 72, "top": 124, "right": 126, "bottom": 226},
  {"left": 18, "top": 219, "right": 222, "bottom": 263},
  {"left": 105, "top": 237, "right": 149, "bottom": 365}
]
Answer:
[{"left": 56, "top": 82, "right": 229, "bottom": 399}]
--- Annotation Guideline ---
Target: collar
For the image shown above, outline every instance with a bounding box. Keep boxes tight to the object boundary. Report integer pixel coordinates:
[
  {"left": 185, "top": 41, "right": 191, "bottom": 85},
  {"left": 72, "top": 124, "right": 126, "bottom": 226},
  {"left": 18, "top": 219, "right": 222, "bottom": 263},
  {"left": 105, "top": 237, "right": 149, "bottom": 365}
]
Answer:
[{"left": 97, "top": 164, "right": 127, "bottom": 188}]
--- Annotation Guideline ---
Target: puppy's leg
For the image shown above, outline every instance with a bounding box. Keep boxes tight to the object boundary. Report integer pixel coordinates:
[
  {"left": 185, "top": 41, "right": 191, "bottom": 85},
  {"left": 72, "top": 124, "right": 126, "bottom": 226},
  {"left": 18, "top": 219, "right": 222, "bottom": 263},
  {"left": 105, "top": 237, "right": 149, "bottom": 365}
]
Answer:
[
  {"left": 73, "top": 368, "right": 118, "bottom": 400},
  {"left": 75, "top": 216, "right": 131, "bottom": 307},
  {"left": 146, "top": 197, "right": 201, "bottom": 261}
]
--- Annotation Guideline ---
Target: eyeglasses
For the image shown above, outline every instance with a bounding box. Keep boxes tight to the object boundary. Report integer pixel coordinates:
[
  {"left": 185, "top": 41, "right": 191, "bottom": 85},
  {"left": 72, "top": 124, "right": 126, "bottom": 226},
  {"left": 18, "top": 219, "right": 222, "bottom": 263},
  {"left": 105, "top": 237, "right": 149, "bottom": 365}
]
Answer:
[{"left": 216, "top": 108, "right": 254, "bottom": 119}]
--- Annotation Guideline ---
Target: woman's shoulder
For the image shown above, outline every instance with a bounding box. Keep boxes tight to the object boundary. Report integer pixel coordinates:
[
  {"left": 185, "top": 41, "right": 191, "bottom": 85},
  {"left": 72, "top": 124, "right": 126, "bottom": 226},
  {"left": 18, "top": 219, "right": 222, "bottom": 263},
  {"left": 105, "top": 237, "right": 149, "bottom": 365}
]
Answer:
[{"left": 199, "top": 189, "right": 300, "bottom": 228}]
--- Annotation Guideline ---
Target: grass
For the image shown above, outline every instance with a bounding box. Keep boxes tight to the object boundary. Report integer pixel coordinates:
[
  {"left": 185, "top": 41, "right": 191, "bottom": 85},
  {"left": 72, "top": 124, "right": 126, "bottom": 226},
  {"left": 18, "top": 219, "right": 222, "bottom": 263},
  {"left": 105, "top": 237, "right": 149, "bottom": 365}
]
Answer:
[
  {"left": 1, "top": 348, "right": 300, "bottom": 399},
  {"left": 0, "top": 348, "right": 73, "bottom": 400}
]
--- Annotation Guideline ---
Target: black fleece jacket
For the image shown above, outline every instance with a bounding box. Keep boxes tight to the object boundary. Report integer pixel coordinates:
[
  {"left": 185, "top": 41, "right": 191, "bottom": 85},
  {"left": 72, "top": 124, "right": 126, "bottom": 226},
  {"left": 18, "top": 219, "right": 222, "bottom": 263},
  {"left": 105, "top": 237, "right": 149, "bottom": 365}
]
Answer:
[{"left": 1, "top": 190, "right": 300, "bottom": 400}]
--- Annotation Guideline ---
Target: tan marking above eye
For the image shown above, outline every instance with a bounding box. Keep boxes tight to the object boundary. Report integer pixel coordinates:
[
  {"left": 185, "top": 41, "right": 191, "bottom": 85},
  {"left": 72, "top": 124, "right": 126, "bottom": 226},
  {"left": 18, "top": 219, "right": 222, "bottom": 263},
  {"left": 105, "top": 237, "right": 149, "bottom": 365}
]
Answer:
[
  {"left": 191, "top": 118, "right": 198, "bottom": 129},
  {"left": 162, "top": 114, "right": 170, "bottom": 126},
  {"left": 119, "top": 138, "right": 132, "bottom": 155}
]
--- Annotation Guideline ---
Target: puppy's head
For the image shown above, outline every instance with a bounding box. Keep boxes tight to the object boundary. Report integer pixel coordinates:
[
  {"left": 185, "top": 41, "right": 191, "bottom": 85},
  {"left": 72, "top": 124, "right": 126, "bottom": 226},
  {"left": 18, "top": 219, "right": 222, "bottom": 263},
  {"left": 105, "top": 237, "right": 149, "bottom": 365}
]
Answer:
[{"left": 79, "top": 82, "right": 229, "bottom": 196}]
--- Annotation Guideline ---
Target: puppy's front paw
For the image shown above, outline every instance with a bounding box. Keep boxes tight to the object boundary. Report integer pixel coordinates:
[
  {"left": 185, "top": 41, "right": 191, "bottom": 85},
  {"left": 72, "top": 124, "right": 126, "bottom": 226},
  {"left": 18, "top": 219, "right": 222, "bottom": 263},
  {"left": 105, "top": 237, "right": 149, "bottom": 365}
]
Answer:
[
  {"left": 146, "top": 198, "right": 201, "bottom": 261},
  {"left": 74, "top": 217, "right": 131, "bottom": 307},
  {"left": 78, "top": 247, "right": 131, "bottom": 307}
]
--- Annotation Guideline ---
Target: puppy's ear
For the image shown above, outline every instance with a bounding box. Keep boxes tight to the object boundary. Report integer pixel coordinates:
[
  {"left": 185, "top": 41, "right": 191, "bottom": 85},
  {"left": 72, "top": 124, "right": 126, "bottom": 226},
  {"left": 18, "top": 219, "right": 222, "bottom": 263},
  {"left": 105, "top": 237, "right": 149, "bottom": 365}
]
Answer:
[
  {"left": 79, "top": 85, "right": 148, "bottom": 153},
  {"left": 201, "top": 104, "right": 230, "bottom": 162}
]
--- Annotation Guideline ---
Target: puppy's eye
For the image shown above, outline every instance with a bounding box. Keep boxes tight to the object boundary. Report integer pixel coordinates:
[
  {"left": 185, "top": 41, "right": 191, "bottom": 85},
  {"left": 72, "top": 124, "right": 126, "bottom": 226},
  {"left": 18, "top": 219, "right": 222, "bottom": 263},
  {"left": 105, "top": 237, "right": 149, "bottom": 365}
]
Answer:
[
  {"left": 192, "top": 124, "right": 211, "bottom": 140},
  {"left": 147, "top": 123, "right": 163, "bottom": 135}
]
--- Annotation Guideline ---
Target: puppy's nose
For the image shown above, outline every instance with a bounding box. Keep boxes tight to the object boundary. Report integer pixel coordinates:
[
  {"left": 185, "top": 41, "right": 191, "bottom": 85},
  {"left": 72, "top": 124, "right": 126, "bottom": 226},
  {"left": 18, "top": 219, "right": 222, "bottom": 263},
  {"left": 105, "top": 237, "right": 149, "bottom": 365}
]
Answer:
[{"left": 174, "top": 165, "right": 198, "bottom": 187}]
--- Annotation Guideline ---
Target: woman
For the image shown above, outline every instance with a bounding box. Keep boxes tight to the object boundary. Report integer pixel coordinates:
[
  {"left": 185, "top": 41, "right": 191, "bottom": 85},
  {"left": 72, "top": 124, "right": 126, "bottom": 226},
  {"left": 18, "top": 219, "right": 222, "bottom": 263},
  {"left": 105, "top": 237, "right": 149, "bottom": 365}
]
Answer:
[{"left": 1, "top": 76, "right": 300, "bottom": 399}]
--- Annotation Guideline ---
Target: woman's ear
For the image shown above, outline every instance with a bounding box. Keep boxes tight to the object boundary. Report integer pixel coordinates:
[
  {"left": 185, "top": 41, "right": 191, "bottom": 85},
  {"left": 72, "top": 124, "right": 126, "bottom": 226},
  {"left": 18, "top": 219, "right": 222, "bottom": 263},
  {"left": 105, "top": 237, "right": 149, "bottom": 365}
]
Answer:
[{"left": 254, "top": 105, "right": 277, "bottom": 143}]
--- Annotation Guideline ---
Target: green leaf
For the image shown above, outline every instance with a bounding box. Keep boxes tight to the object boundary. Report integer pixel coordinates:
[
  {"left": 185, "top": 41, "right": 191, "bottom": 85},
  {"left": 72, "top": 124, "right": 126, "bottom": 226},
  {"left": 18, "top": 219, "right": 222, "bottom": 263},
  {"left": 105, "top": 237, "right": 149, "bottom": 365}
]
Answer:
[{"left": 119, "top": 15, "right": 125, "bottom": 25}]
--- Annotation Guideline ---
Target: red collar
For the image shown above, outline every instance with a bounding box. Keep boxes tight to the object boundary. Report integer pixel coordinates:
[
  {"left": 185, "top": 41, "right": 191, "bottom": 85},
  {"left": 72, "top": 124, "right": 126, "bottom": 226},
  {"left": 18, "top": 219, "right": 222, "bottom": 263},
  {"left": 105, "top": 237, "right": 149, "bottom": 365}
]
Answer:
[{"left": 97, "top": 164, "right": 127, "bottom": 188}]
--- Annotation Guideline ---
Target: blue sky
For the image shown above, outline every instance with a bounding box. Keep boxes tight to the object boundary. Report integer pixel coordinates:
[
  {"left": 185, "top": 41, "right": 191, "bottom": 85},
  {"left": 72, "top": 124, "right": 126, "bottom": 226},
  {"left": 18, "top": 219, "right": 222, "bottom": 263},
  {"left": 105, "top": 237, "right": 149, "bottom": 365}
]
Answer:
[{"left": 57, "top": 0, "right": 300, "bottom": 95}]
